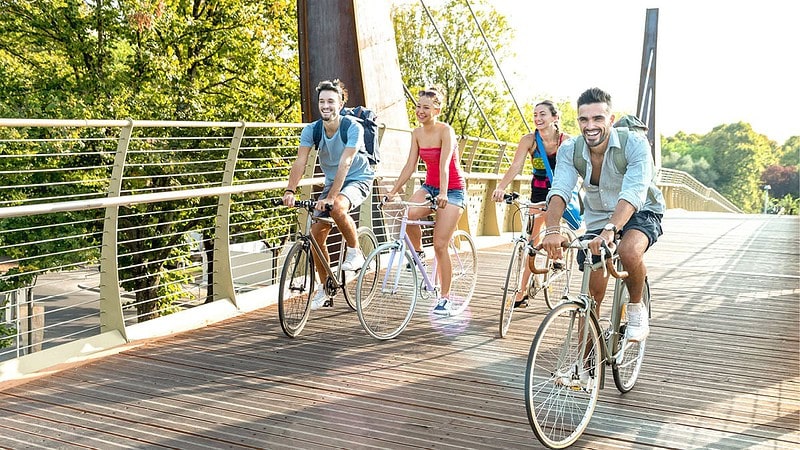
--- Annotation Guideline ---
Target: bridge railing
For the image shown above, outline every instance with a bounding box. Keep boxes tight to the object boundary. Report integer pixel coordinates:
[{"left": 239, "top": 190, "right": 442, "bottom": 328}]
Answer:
[{"left": 0, "top": 118, "right": 737, "bottom": 380}]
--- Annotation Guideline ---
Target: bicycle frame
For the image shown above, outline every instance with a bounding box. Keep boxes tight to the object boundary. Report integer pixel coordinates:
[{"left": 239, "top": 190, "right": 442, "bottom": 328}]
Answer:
[
  {"left": 287, "top": 200, "right": 343, "bottom": 287},
  {"left": 561, "top": 239, "right": 629, "bottom": 390}
]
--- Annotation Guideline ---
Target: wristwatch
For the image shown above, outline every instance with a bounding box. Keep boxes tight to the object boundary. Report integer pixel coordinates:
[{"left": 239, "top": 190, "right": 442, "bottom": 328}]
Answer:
[{"left": 603, "top": 223, "right": 618, "bottom": 233}]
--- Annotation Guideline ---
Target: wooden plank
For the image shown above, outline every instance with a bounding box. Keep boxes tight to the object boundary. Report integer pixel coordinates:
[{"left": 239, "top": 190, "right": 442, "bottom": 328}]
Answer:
[{"left": 0, "top": 212, "right": 797, "bottom": 449}]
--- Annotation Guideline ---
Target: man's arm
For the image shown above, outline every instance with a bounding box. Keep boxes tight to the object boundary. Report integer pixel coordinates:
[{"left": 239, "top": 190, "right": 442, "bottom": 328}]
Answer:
[{"left": 283, "top": 145, "right": 311, "bottom": 205}]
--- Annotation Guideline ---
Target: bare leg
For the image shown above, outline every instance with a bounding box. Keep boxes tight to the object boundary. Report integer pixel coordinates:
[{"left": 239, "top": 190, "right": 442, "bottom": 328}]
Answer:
[
  {"left": 432, "top": 203, "right": 463, "bottom": 298},
  {"left": 310, "top": 221, "right": 332, "bottom": 285},
  {"left": 329, "top": 194, "right": 358, "bottom": 248},
  {"left": 406, "top": 188, "right": 433, "bottom": 252},
  {"left": 617, "top": 229, "right": 649, "bottom": 303}
]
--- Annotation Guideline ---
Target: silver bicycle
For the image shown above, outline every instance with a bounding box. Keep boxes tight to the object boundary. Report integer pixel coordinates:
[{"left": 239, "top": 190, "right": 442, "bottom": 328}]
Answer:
[
  {"left": 355, "top": 196, "right": 477, "bottom": 340},
  {"left": 524, "top": 235, "right": 651, "bottom": 448},
  {"left": 499, "top": 192, "right": 577, "bottom": 338}
]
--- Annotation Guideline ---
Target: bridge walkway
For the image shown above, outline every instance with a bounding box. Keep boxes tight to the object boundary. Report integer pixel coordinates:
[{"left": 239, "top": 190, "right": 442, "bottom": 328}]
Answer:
[{"left": 0, "top": 211, "right": 797, "bottom": 449}]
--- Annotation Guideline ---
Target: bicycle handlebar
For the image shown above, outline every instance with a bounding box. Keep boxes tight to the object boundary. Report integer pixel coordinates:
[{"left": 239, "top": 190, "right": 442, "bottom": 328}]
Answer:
[
  {"left": 530, "top": 237, "right": 629, "bottom": 279},
  {"left": 503, "top": 192, "right": 546, "bottom": 211},
  {"left": 272, "top": 197, "right": 332, "bottom": 212},
  {"left": 381, "top": 194, "right": 438, "bottom": 210}
]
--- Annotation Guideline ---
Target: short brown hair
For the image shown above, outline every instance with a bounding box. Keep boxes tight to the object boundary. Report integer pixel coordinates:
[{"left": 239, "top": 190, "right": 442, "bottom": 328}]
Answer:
[{"left": 316, "top": 79, "right": 348, "bottom": 103}]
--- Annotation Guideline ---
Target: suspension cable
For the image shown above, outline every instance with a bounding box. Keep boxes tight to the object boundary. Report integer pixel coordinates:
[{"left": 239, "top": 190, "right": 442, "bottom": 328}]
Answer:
[
  {"left": 464, "top": 0, "right": 531, "bottom": 133},
  {"left": 419, "top": 0, "right": 499, "bottom": 141}
]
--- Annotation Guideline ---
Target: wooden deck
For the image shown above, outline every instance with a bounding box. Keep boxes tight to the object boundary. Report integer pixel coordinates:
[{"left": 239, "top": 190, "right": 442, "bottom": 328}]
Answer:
[{"left": 1, "top": 211, "right": 798, "bottom": 449}]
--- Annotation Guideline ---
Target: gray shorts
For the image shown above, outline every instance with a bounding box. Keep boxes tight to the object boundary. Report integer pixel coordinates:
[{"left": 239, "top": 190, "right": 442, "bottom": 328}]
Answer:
[{"left": 315, "top": 180, "right": 372, "bottom": 217}]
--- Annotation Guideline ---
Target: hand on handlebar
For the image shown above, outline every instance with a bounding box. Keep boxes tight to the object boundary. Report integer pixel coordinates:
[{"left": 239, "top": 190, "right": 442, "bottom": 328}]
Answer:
[{"left": 282, "top": 191, "right": 295, "bottom": 207}]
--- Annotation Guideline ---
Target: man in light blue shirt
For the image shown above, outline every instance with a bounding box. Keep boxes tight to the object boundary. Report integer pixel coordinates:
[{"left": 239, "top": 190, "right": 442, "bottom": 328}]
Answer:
[
  {"left": 543, "top": 87, "right": 665, "bottom": 342},
  {"left": 283, "top": 79, "right": 374, "bottom": 309}
]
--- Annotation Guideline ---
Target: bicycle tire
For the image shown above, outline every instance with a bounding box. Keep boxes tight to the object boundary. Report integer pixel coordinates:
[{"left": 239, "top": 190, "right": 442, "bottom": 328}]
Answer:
[
  {"left": 342, "top": 227, "right": 379, "bottom": 310},
  {"left": 446, "top": 230, "right": 477, "bottom": 316},
  {"left": 525, "top": 301, "right": 602, "bottom": 449},
  {"left": 543, "top": 245, "right": 575, "bottom": 309},
  {"left": 356, "top": 242, "right": 418, "bottom": 340},
  {"left": 278, "top": 240, "right": 314, "bottom": 338},
  {"left": 499, "top": 240, "right": 526, "bottom": 338},
  {"left": 612, "top": 277, "right": 651, "bottom": 393}
]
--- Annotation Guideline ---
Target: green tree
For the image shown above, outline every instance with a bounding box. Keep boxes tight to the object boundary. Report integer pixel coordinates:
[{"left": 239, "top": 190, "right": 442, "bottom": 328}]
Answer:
[
  {"left": 700, "top": 122, "right": 776, "bottom": 212},
  {"left": 0, "top": 0, "right": 299, "bottom": 320},
  {"left": 777, "top": 136, "right": 800, "bottom": 166},
  {"left": 392, "top": 0, "right": 520, "bottom": 142}
]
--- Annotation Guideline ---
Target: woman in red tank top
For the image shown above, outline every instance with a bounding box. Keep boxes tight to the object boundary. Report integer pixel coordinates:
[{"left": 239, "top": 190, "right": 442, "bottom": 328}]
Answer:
[{"left": 387, "top": 87, "right": 467, "bottom": 316}]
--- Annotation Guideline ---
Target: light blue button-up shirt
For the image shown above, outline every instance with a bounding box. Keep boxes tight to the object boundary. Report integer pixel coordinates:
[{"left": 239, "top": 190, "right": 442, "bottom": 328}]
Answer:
[{"left": 546, "top": 128, "right": 666, "bottom": 231}]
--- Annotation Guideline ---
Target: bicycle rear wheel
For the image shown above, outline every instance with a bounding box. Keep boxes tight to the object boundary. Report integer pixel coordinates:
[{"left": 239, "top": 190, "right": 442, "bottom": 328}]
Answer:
[
  {"left": 499, "top": 240, "right": 526, "bottom": 338},
  {"left": 543, "top": 245, "right": 575, "bottom": 309},
  {"left": 446, "top": 230, "right": 477, "bottom": 316},
  {"left": 612, "top": 277, "right": 651, "bottom": 392},
  {"left": 356, "top": 242, "right": 418, "bottom": 340},
  {"left": 342, "top": 227, "right": 379, "bottom": 310},
  {"left": 278, "top": 240, "right": 314, "bottom": 338},
  {"left": 525, "top": 302, "right": 602, "bottom": 449}
]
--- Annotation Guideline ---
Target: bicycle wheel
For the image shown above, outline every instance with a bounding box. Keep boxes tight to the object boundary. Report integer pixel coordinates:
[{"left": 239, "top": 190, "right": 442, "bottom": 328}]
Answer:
[
  {"left": 612, "top": 277, "right": 651, "bottom": 393},
  {"left": 446, "top": 230, "right": 477, "bottom": 316},
  {"left": 356, "top": 242, "right": 418, "bottom": 340},
  {"left": 278, "top": 240, "right": 314, "bottom": 338},
  {"left": 499, "top": 240, "right": 526, "bottom": 338},
  {"left": 525, "top": 302, "right": 602, "bottom": 449},
  {"left": 342, "top": 227, "right": 379, "bottom": 310},
  {"left": 543, "top": 244, "right": 575, "bottom": 309}
]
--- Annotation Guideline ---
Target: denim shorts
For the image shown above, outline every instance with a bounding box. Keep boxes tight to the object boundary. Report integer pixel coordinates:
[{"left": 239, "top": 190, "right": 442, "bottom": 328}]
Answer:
[
  {"left": 577, "top": 210, "right": 663, "bottom": 269},
  {"left": 314, "top": 179, "right": 372, "bottom": 218},
  {"left": 421, "top": 183, "right": 466, "bottom": 209}
]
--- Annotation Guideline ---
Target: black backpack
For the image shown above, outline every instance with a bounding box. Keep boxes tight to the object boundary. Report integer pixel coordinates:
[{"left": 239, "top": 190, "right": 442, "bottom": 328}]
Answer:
[{"left": 312, "top": 106, "right": 380, "bottom": 165}]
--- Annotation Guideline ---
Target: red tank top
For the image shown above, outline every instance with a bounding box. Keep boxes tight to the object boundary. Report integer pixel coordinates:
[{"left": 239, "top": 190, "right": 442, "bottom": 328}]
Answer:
[{"left": 419, "top": 146, "right": 466, "bottom": 190}]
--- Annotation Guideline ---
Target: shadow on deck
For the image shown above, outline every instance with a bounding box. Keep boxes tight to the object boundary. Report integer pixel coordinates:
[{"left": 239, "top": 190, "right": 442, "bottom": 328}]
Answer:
[{"left": 0, "top": 211, "right": 798, "bottom": 449}]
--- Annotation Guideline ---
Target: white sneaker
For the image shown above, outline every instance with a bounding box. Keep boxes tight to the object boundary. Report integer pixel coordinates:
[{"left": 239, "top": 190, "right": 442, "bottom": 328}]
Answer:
[
  {"left": 625, "top": 302, "right": 650, "bottom": 342},
  {"left": 341, "top": 247, "right": 366, "bottom": 271},
  {"left": 555, "top": 361, "right": 594, "bottom": 391},
  {"left": 432, "top": 297, "right": 452, "bottom": 316},
  {"left": 310, "top": 284, "right": 328, "bottom": 310}
]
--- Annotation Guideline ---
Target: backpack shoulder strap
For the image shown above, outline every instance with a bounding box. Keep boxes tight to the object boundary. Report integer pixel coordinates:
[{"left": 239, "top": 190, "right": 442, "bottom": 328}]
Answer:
[
  {"left": 614, "top": 128, "right": 629, "bottom": 174},
  {"left": 573, "top": 137, "right": 587, "bottom": 178},
  {"left": 572, "top": 130, "right": 628, "bottom": 177},
  {"left": 312, "top": 119, "right": 323, "bottom": 149},
  {"left": 338, "top": 116, "right": 351, "bottom": 144}
]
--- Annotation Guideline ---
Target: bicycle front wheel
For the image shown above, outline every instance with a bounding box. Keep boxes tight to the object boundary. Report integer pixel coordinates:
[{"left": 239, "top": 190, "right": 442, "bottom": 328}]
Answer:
[
  {"left": 342, "top": 227, "right": 379, "bottom": 310},
  {"left": 446, "top": 230, "right": 477, "bottom": 316},
  {"left": 278, "top": 240, "right": 314, "bottom": 338},
  {"left": 612, "top": 277, "right": 651, "bottom": 393},
  {"left": 499, "top": 240, "right": 526, "bottom": 338},
  {"left": 525, "top": 302, "right": 602, "bottom": 449},
  {"left": 543, "top": 245, "right": 575, "bottom": 309},
  {"left": 356, "top": 242, "right": 418, "bottom": 340}
]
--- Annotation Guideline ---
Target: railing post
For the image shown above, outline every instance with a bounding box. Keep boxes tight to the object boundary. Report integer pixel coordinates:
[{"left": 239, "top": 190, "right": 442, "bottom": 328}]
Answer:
[
  {"left": 213, "top": 123, "right": 247, "bottom": 305},
  {"left": 99, "top": 120, "right": 133, "bottom": 338}
]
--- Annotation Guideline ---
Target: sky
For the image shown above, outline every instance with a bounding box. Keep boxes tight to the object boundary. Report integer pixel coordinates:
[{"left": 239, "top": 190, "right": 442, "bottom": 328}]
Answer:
[{"left": 396, "top": 0, "right": 799, "bottom": 144}]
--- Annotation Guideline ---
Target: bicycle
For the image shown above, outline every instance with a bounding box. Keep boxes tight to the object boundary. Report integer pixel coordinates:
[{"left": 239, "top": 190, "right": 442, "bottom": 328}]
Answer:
[
  {"left": 355, "top": 196, "right": 477, "bottom": 340},
  {"left": 498, "top": 192, "right": 577, "bottom": 338},
  {"left": 524, "top": 235, "right": 651, "bottom": 448},
  {"left": 273, "top": 198, "right": 378, "bottom": 338}
]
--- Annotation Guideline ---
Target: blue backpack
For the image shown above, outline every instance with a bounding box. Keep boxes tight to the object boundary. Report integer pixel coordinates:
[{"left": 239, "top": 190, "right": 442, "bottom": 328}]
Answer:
[{"left": 312, "top": 106, "right": 380, "bottom": 165}]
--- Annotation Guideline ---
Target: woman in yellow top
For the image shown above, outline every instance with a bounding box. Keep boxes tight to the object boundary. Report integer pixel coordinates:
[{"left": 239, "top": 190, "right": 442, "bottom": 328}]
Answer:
[{"left": 491, "top": 100, "right": 569, "bottom": 308}]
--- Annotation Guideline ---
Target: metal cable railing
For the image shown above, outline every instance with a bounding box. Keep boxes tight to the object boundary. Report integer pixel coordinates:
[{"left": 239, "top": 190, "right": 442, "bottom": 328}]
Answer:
[{"left": 0, "top": 118, "right": 738, "bottom": 380}]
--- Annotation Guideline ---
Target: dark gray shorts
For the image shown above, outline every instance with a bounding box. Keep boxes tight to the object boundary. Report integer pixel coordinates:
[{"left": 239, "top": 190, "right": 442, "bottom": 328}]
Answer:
[{"left": 577, "top": 210, "right": 663, "bottom": 269}]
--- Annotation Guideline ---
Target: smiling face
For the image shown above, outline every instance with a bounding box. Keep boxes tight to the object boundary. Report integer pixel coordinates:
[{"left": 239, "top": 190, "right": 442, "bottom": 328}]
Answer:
[
  {"left": 318, "top": 89, "right": 342, "bottom": 122},
  {"left": 533, "top": 103, "right": 557, "bottom": 131},
  {"left": 577, "top": 102, "right": 615, "bottom": 149},
  {"left": 415, "top": 95, "right": 441, "bottom": 124}
]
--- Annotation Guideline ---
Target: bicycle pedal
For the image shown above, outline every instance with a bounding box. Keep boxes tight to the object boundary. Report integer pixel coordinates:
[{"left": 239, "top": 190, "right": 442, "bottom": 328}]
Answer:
[{"left": 323, "top": 299, "right": 334, "bottom": 308}]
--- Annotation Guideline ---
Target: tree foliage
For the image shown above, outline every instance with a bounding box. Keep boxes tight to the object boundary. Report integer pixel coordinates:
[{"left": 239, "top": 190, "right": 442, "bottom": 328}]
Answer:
[
  {"left": 0, "top": 0, "right": 299, "bottom": 320},
  {"left": 392, "top": 0, "right": 524, "bottom": 142}
]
